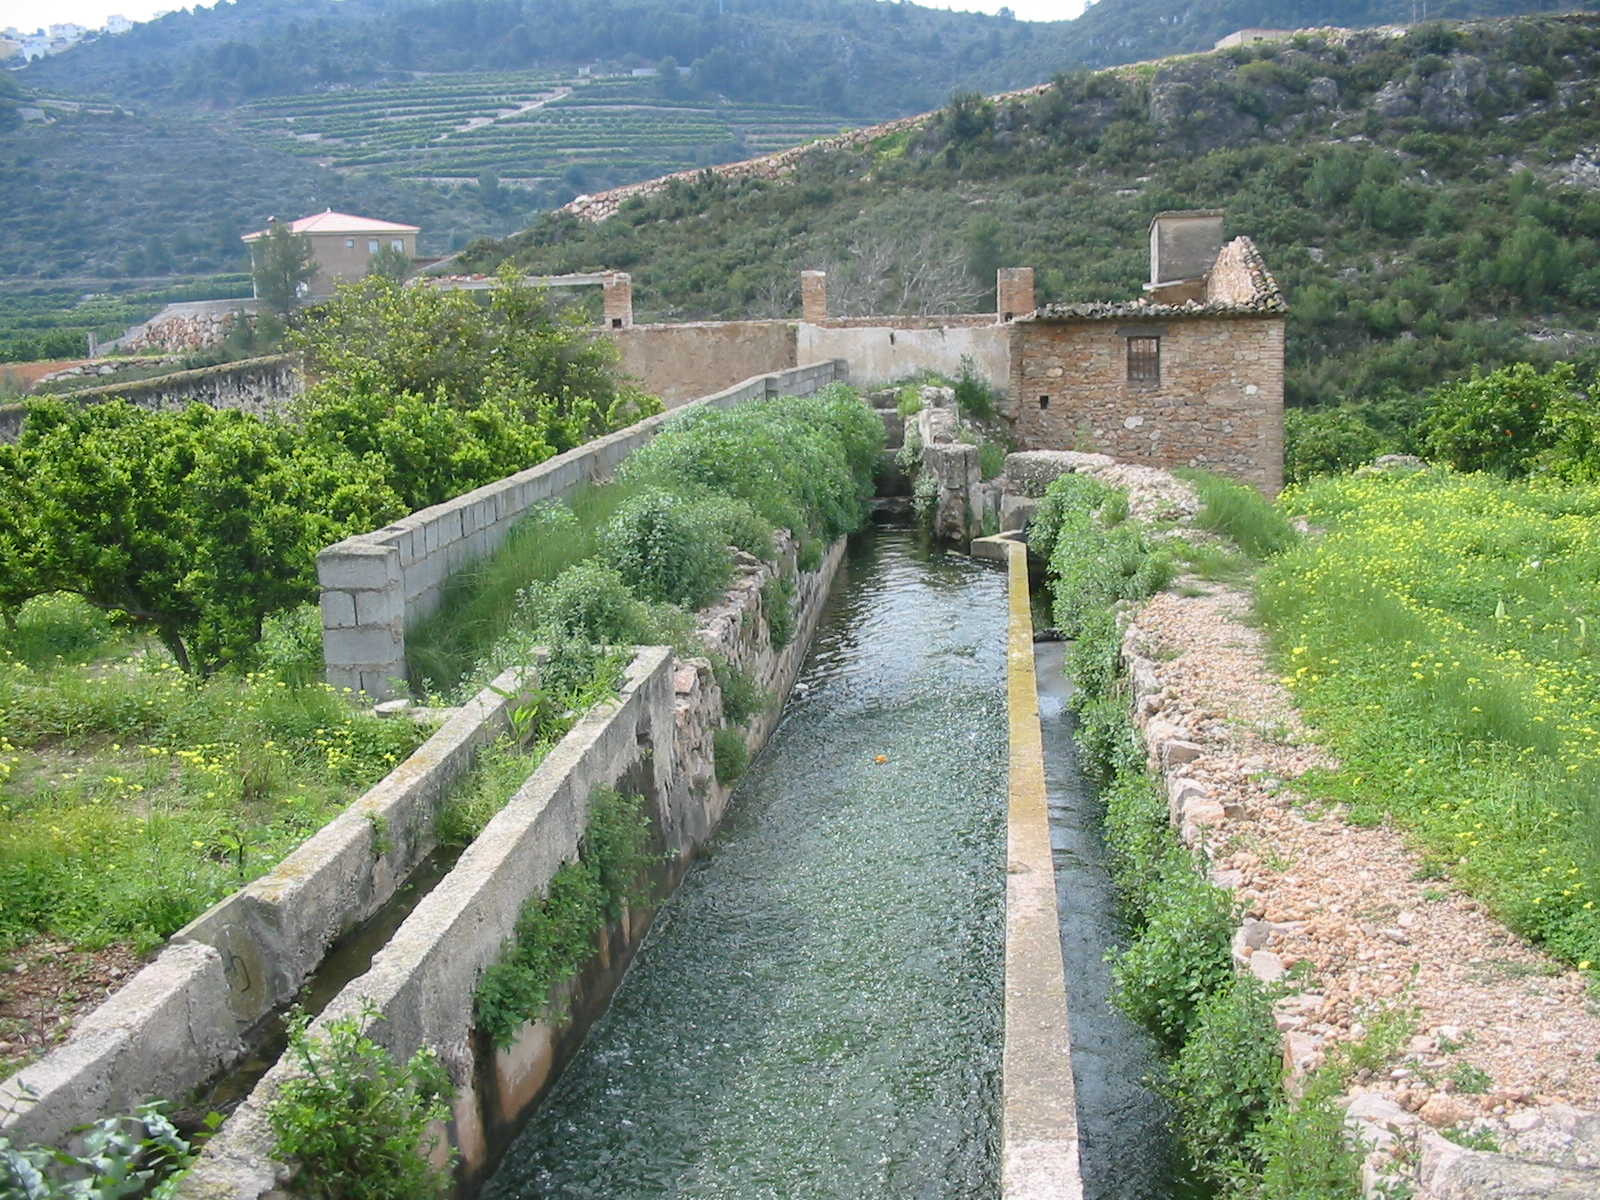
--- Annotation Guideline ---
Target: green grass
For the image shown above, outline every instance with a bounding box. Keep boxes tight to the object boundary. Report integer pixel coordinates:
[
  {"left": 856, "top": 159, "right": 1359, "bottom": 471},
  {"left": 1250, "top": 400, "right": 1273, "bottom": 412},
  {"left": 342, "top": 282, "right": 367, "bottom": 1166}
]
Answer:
[
  {"left": 0, "top": 595, "right": 429, "bottom": 952},
  {"left": 1175, "top": 468, "right": 1301, "bottom": 560},
  {"left": 406, "top": 481, "right": 646, "bottom": 698},
  {"left": 1261, "top": 469, "right": 1600, "bottom": 971}
]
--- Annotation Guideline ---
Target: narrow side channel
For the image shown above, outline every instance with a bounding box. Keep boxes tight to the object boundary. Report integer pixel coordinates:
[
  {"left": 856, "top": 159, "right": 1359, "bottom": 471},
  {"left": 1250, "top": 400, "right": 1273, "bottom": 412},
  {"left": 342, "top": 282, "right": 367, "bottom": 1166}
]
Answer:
[
  {"left": 484, "top": 522, "right": 1007, "bottom": 1198},
  {"left": 1001, "top": 541, "right": 1083, "bottom": 1200},
  {"left": 1033, "top": 639, "right": 1174, "bottom": 1200}
]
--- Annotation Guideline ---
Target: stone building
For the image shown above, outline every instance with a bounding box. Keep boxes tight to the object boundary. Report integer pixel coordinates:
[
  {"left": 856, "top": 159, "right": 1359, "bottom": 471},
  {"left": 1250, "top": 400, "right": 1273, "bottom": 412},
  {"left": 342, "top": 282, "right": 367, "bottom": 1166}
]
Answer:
[
  {"left": 1006, "top": 212, "right": 1286, "bottom": 492},
  {"left": 242, "top": 210, "right": 420, "bottom": 300}
]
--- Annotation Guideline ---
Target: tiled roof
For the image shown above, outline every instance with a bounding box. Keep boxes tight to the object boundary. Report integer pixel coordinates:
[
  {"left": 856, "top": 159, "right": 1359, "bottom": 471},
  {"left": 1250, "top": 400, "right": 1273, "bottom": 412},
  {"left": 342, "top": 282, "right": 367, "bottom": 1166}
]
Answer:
[{"left": 241, "top": 210, "right": 419, "bottom": 241}]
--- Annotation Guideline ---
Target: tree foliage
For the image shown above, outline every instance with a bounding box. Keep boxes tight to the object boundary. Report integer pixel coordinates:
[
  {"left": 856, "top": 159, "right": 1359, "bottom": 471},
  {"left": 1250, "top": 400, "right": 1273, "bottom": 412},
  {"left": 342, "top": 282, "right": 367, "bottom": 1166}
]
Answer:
[
  {"left": 0, "top": 272, "right": 656, "bottom": 674},
  {"left": 249, "top": 224, "right": 317, "bottom": 316}
]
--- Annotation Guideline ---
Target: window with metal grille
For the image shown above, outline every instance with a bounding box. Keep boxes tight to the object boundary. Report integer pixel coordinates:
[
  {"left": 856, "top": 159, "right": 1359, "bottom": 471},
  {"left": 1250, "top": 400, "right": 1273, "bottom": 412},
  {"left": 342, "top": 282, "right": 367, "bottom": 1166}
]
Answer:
[{"left": 1127, "top": 336, "right": 1161, "bottom": 383}]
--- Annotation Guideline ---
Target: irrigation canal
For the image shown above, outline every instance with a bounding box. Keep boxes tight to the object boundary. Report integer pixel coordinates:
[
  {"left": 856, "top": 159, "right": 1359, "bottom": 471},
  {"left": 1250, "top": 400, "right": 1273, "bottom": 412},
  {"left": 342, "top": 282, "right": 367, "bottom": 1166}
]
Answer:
[{"left": 484, "top": 521, "right": 1174, "bottom": 1197}]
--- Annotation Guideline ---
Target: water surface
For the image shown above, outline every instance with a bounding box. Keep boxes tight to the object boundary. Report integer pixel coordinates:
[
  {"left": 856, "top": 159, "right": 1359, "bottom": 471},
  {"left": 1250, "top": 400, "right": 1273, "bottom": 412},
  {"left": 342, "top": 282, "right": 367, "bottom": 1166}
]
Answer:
[{"left": 486, "top": 523, "right": 1008, "bottom": 1200}]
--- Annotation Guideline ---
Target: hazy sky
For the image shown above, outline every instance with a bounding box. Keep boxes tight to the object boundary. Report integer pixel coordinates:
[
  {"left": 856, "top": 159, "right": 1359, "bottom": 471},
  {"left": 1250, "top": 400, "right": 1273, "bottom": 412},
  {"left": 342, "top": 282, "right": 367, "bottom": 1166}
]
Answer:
[{"left": 5, "top": 0, "right": 1087, "bottom": 38}]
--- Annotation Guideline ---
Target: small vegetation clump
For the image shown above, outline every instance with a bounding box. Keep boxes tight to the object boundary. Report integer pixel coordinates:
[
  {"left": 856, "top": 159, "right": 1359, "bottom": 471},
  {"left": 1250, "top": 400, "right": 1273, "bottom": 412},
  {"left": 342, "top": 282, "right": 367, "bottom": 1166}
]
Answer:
[
  {"left": 268, "top": 1003, "right": 455, "bottom": 1200},
  {"left": 0, "top": 1100, "right": 199, "bottom": 1198},
  {"left": 1262, "top": 468, "right": 1600, "bottom": 970},
  {"left": 712, "top": 726, "right": 750, "bottom": 785},
  {"left": 473, "top": 789, "right": 655, "bottom": 1047}
]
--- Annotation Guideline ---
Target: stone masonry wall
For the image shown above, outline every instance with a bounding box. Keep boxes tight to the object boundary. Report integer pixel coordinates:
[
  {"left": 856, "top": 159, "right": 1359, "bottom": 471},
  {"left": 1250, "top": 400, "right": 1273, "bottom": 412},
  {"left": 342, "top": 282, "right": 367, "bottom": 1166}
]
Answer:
[
  {"left": 609, "top": 320, "right": 797, "bottom": 405},
  {"left": 1206, "top": 238, "right": 1269, "bottom": 306},
  {"left": 0, "top": 354, "right": 304, "bottom": 443},
  {"left": 1007, "top": 316, "right": 1285, "bottom": 493},
  {"left": 113, "top": 299, "right": 261, "bottom": 354}
]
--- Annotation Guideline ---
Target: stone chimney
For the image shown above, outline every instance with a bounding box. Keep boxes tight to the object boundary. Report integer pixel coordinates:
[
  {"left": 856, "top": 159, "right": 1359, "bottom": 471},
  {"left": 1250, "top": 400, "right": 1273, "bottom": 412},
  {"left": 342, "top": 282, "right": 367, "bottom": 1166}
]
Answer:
[
  {"left": 996, "top": 268, "right": 1035, "bottom": 322},
  {"left": 1146, "top": 210, "right": 1225, "bottom": 303},
  {"left": 801, "top": 270, "right": 828, "bottom": 323},
  {"left": 602, "top": 272, "right": 633, "bottom": 329}
]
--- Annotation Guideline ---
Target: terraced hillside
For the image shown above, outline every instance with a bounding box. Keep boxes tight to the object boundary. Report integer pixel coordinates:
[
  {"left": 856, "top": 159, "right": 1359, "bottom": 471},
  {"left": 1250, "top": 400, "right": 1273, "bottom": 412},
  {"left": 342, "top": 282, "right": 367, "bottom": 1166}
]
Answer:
[{"left": 237, "top": 74, "right": 855, "bottom": 192}]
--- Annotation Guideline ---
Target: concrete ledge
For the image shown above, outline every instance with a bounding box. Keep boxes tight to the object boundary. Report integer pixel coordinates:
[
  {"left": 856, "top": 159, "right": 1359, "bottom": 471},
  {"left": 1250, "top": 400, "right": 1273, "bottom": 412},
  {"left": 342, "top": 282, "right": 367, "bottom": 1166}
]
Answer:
[
  {"left": 0, "top": 668, "right": 536, "bottom": 1149},
  {"left": 1002, "top": 540, "right": 1084, "bottom": 1199}
]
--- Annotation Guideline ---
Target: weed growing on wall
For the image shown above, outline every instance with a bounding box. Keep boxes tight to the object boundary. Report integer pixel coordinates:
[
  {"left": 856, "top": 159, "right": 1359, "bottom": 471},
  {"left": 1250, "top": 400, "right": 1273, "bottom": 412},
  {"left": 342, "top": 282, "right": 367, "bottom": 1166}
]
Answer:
[
  {"left": 761, "top": 575, "right": 796, "bottom": 651},
  {"left": 1262, "top": 468, "right": 1600, "bottom": 970},
  {"left": 473, "top": 789, "right": 654, "bottom": 1047},
  {"left": 713, "top": 727, "right": 750, "bottom": 785},
  {"left": 269, "top": 1002, "right": 455, "bottom": 1200}
]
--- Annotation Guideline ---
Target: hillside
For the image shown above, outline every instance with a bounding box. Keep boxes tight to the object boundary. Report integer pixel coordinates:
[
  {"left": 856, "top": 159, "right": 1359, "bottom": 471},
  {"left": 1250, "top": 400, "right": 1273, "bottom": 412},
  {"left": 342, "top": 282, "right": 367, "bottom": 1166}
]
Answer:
[{"left": 465, "top": 14, "right": 1600, "bottom": 419}]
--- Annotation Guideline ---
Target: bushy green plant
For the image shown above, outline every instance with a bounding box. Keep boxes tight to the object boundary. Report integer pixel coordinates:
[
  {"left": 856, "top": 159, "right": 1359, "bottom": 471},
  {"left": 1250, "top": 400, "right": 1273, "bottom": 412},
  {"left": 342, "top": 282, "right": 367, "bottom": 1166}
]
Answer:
[
  {"left": 473, "top": 789, "right": 653, "bottom": 1046},
  {"left": 978, "top": 439, "right": 1006, "bottom": 481},
  {"left": 711, "top": 658, "right": 770, "bottom": 726},
  {"left": 1027, "top": 472, "right": 1108, "bottom": 564},
  {"left": 1419, "top": 362, "right": 1578, "bottom": 477},
  {"left": 952, "top": 355, "right": 997, "bottom": 423},
  {"left": 269, "top": 1003, "right": 455, "bottom": 1200},
  {"left": 713, "top": 726, "right": 749, "bottom": 784},
  {"left": 1165, "top": 976, "right": 1282, "bottom": 1189},
  {"left": 1110, "top": 852, "right": 1237, "bottom": 1052},
  {"left": 762, "top": 574, "right": 796, "bottom": 650},
  {"left": 599, "top": 488, "right": 731, "bottom": 609},
  {"left": 895, "top": 385, "right": 924, "bottom": 418},
  {"left": 1, "top": 1101, "right": 196, "bottom": 1199},
  {"left": 528, "top": 560, "right": 644, "bottom": 645},
  {"left": 1284, "top": 406, "right": 1391, "bottom": 482}
]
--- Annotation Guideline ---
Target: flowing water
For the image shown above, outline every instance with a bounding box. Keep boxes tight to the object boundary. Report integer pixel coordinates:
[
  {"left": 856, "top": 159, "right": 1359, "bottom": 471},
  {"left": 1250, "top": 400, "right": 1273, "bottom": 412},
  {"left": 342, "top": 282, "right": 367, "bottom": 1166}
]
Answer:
[
  {"left": 1034, "top": 640, "right": 1179, "bottom": 1200},
  {"left": 485, "top": 522, "right": 1008, "bottom": 1199}
]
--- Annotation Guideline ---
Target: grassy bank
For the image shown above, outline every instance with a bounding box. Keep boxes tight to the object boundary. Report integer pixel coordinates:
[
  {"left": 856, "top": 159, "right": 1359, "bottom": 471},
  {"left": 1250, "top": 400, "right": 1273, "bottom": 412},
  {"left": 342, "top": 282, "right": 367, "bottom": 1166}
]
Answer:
[
  {"left": 1034, "top": 470, "right": 1380, "bottom": 1199},
  {"left": 1262, "top": 468, "right": 1600, "bottom": 970},
  {"left": 0, "top": 596, "right": 428, "bottom": 960}
]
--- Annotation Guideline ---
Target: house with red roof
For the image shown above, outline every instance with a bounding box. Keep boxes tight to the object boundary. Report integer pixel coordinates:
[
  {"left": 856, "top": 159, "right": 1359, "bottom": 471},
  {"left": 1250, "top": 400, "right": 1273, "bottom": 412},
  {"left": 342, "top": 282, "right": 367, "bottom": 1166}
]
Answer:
[{"left": 241, "top": 209, "right": 420, "bottom": 300}]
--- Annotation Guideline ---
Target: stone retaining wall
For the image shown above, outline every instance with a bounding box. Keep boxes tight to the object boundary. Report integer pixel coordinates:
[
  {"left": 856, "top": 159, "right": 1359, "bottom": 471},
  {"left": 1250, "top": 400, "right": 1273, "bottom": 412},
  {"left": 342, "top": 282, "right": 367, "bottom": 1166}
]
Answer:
[
  {"left": 0, "top": 354, "right": 303, "bottom": 443},
  {"left": 318, "top": 359, "right": 846, "bottom": 700}
]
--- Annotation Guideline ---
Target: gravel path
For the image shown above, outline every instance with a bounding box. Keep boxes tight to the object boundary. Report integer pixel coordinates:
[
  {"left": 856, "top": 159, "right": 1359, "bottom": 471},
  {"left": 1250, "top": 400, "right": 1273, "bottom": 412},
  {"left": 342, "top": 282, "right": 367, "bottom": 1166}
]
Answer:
[{"left": 1127, "top": 578, "right": 1600, "bottom": 1194}]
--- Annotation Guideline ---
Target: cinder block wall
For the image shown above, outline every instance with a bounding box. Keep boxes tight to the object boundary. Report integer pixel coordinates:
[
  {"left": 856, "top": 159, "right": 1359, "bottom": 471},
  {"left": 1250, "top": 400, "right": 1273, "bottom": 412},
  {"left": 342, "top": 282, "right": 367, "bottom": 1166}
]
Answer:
[{"left": 317, "top": 360, "right": 847, "bottom": 698}]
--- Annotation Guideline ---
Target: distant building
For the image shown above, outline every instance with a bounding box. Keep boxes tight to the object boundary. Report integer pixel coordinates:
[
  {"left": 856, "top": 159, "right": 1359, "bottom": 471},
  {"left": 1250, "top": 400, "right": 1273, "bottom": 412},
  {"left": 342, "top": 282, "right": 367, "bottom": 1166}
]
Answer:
[
  {"left": 104, "top": 15, "right": 133, "bottom": 34},
  {"left": 47, "top": 23, "right": 85, "bottom": 38},
  {"left": 241, "top": 209, "right": 420, "bottom": 300},
  {"left": 1214, "top": 29, "right": 1294, "bottom": 50}
]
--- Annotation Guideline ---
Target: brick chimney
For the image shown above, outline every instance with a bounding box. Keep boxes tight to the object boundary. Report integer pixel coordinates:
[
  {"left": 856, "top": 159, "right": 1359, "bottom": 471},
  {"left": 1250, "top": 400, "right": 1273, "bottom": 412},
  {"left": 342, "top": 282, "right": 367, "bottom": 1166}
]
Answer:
[
  {"left": 996, "top": 268, "right": 1035, "bottom": 322},
  {"left": 602, "top": 272, "right": 633, "bottom": 329},
  {"left": 801, "top": 270, "right": 828, "bottom": 323}
]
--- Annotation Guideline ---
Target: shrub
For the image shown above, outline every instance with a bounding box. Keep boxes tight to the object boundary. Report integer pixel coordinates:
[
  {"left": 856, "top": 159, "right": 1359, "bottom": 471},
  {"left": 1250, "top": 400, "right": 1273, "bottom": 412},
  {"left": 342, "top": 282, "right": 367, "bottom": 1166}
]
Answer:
[
  {"left": 713, "top": 726, "right": 749, "bottom": 783},
  {"left": 896, "top": 384, "right": 924, "bottom": 418},
  {"left": 762, "top": 574, "right": 796, "bottom": 649},
  {"left": 978, "top": 439, "right": 1006, "bottom": 481},
  {"left": 953, "top": 354, "right": 997, "bottom": 422},
  {"left": 1419, "top": 362, "right": 1577, "bottom": 477},
  {"left": 1027, "top": 472, "right": 1108, "bottom": 563},
  {"left": 268, "top": 1003, "right": 455, "bottom": 1200},
  {"left": 1165, "top": 976, "right": 1282, "bottom": 1188},
  {"left": 599, "top": 488, "right": 731, "bottom": 609},
  {"left": 531, "top": 560, "right": 644, "bottom": 645},
  {"left": 1284, "top": 406, "right": 1389, "bottom": 482},
  {"left": 1110, "top": 851, "right": 1236, "bottom": 1052},
  {"left": 712, "top": 657, "right": 770, "bottom": 725}
]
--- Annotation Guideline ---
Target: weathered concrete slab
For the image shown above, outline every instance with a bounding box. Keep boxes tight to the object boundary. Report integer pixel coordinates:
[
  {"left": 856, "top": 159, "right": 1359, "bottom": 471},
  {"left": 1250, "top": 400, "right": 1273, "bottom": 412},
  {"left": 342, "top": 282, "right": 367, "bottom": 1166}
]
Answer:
[{"left": 1002, "top": 541, "right": 1084, "bottom": 1199}]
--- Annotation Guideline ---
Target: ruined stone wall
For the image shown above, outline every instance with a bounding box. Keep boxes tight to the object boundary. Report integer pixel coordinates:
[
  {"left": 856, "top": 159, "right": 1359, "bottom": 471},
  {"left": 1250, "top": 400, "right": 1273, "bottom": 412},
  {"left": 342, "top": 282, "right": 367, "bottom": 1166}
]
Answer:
[
  {"left": 1206, "top": 238, "right": 1269, "bottom": 306},
  {"left": 799, "top": 318, "right": 1009, "bottom": 391},
  {"left": 114, "top": 299, "right": 260, "bottom": 354},
  {"left": 1008, "top": 316, "right": 1284, "bottom": 493},
  {"left": 609, "top": 320, "right": 798, "bottom": 405},
  {"left": 0, "top": 354, "right": 304, "bottom": 443}
]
